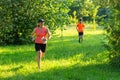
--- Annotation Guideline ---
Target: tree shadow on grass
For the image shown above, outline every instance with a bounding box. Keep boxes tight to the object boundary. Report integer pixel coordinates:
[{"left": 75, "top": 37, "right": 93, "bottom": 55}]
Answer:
[
  {"left": 0, "top": 50, "right": 35, "bottom": 65},
  {"left": 1, "top": 63, "right": 120, "bottom": 80},
  {"left": 45, "top": 34, "right": 106, "bottom": 61},
  {"left": 1, "top": 65, "right": 23, "bottom": 72},
  {"left": 1, "top": 33, "right": 118, "bottom": 80},
  {"left": 0, "top": 34, "right": 106, "bottom": 65}
]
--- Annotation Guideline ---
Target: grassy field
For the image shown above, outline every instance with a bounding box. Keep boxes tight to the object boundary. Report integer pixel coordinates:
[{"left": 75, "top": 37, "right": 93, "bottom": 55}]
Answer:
[{"left": 0, "top": 27, "right": 120, "bottom": 80}]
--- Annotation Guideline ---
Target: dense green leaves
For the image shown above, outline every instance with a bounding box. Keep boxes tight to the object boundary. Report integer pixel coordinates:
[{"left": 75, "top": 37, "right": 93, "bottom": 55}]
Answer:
[
  {"left": 0, "top": 0, "right": 72, "bottom": 45},
  {"left": 97, "top": 0, "right": 120, "bottom": 67}
]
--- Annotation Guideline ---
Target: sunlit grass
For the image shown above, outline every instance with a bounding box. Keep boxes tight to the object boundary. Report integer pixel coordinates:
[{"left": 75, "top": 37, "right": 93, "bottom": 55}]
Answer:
[{"left": 0, "top": 27, "right": 120, "bottom": 80}]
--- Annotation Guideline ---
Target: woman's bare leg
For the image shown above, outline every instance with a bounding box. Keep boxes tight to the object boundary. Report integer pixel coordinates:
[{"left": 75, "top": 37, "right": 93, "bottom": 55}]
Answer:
[
  {"left": 36, "top": 51, "right": 45, "bottom": 70},
  {"left": 36, "top": 51, "right": 41, "bottom": 69}
]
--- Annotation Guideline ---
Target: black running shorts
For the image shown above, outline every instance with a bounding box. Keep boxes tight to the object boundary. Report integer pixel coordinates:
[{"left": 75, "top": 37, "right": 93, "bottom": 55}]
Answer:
[
  {"left": 35, "top": 43, "right": 46, "bottom": 52},
  {"left": 78, "top": 32, "right": 83, "bottom": 36}
]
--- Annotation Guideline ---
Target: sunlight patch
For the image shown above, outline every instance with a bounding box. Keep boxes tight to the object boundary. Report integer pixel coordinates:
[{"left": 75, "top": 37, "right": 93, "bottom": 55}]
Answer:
[{"left": 85, "top": 30, "right": 104, "bottom": 35}]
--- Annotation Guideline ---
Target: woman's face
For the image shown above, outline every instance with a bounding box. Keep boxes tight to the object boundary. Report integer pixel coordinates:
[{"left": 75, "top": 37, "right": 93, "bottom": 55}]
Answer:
[{"left": 38, "top": 22, "right": 44, "bottom": 27}]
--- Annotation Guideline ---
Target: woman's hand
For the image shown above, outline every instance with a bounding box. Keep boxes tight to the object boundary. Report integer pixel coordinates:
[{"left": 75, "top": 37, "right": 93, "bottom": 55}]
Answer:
[
  {"left": 32, "top": 38, "right": 35, "bottom": 42},
  {"left": 42, "top": 37, "right": 47, "bottom": 43}
]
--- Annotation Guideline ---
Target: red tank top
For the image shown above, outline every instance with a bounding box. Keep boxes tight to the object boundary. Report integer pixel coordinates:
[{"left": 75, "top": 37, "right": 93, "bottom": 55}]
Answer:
[{"left": 35, "top": 26, "right": 47, "bottom": 44}]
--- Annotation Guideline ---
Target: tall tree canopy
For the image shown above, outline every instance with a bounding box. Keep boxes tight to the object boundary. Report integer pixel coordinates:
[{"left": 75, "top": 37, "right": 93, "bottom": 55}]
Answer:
[
  {"left": 93, "top": 0, "right": 120, "bottom": 67},
  {"left": 0, "top": 0, "right": 73, "bottom": 45}
]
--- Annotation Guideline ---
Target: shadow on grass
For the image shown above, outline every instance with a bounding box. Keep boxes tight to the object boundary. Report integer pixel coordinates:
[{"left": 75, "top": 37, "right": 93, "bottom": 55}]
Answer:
[
  {"left": 1, "top": 63, "right": 120, "bottom": 80},
  {"left": 0, "top": 34, "right": 106, "bottom": 65},
  {"left": 45, "top": 34, "right": 106, "bottom": 60},
  {"left": 1, "top": 65, "right": 23, "bottom": 72},
  {"left": 0, "top": 50, "right": 35, "bottom": 65},
  {"left": 1, "top": 33, "right": 118, "bottom": 80}
]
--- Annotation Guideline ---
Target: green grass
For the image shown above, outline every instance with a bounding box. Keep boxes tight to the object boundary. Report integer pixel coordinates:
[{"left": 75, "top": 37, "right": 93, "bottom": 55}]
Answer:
[{"left": 0, "top": 27, "right": 120, "bottom": 80}]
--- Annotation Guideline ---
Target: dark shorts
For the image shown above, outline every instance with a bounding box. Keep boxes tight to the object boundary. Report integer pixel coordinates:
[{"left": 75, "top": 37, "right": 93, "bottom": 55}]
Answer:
[
  {"left": 35, "top": 43, "right": 46, "bottom": 52},
  {"left": 78, "top": 32, "right": 83, "bottom": 36}
]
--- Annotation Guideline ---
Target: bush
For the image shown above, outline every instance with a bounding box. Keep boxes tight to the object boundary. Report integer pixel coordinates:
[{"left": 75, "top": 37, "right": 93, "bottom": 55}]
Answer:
[{"left": 104, "top": 1, "right": 120, "bottom": 67}]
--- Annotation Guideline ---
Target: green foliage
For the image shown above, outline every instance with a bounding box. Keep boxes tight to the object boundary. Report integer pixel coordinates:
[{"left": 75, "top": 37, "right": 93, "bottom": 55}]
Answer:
[
  {"left": 0, "top": 0, "right": 37, "bottom": 45},
  {"left": 110, "top": 56, "right": 120, "bottom": 68},
  {"left": 97, "top": 7, "right": 111, "bottom": 25},
  {"left": 0, "top": 0, "right": 72, "bottom": 45},
  {"left": 68, "top": 0, "right": 84, "bottom": 19},
  {"left": 98, "top": 0, "right": 120, "bottom": 67}
]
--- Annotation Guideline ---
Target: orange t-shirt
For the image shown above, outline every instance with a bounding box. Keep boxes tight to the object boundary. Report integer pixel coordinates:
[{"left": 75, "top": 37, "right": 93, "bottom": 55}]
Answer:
[
  {"left": 35, "top": 26, "right": 48, "bottom": 44},
  {"left": 77, "top": 23, "right": 85, "bottom": 32}
]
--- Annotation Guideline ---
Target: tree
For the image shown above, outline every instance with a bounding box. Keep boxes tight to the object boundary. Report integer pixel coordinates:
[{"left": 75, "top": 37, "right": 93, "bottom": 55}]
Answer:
[
  {"left": 106, "top": 0, "right": 120, "bottom": 67},
  {"left": 0, "top": 0, "right": 73, "bottom": 45},
  {"left": 68, "top": 0, "right": 84, "bottom": 19},
  {"left": 82, "top": 0, "right": 100, "bottom": 30},
  {"left": 94, "top": 0, "right": 120, "bottom": 67}
]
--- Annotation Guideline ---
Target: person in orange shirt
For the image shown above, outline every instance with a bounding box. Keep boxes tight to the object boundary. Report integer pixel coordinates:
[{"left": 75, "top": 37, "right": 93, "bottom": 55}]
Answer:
[
  {"left": 31, "top": 19, "right": 51, "bottom": 70},
  {"left": 76, "top": 18, "right": 85, "bottom": 43}
]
